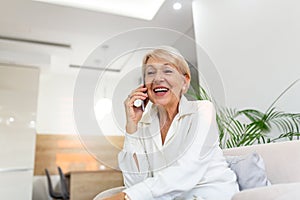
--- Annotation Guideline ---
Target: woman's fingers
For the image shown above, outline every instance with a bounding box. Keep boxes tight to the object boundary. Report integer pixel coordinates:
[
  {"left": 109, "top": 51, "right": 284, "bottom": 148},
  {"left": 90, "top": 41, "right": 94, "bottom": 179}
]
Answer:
[
  {"left": 129, "top": 93, "right": 148, "bottom": 102},
  {"left": 124, "top": 93, "right": 147, "bottom": 106},
  {"left": 129, "top": 87, "right": 147, "bottom": 97},
  {"left": 123, "top": 86, "right": 148, "bottom": 133},
  {"left": 126, "top": 87, "right": 148, "bottom": 105},
  {"left": 125, "top": 95, "right": 147, "bottom": 111},
  {"left": 124, "top": 85, "right": 148, "bottom": 118},
  {"left": 132, "top": 84, "right": 147, "bottom": 93}
]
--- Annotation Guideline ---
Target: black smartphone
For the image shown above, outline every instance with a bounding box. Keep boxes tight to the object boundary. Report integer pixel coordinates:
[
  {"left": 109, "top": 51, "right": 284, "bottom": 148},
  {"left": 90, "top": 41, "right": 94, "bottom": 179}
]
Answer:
[{"left": 134, "top": 81, "right": 147, "bottom": 111}]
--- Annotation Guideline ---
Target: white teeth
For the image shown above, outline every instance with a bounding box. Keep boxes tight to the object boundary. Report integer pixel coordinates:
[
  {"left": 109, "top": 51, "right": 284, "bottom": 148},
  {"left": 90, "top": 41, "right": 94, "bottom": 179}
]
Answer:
[{"left": 154, "top": 88, "right": 168, "bottom": 92}]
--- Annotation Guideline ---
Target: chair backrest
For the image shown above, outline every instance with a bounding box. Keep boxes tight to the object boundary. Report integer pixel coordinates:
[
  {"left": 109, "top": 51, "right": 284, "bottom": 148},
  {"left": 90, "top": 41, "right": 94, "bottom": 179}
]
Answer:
[
  {"left": 58, "top": 166, "right": 70, "bottom": 200},
  {"left": 223, "top": 140, "right": 300, "bottom": 184},
  {"left": 45, "top": 168, "right": 63, "bottom": 199}
]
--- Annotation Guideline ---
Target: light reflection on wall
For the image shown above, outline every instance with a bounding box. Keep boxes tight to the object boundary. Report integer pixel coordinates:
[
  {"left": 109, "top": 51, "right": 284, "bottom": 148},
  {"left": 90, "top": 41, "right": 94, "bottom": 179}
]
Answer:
[{"left": 34, "top": 134, "right": 122, "bottom": 175}]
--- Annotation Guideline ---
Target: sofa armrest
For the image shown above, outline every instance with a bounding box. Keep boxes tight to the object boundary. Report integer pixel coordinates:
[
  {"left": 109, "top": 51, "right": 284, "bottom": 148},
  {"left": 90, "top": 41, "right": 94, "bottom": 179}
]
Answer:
[
  {"left": 93, "top": 186, "right": 126, "bottom": 200},
  {"left": 232, "top": 182, "right": 300, "bottom": 200}
]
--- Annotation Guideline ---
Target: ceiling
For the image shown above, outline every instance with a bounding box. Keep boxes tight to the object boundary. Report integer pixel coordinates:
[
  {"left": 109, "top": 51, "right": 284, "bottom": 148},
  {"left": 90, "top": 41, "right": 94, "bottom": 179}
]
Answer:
[
  {"left": 0, "top": 0, "right": 195, "bottom": 74},
  {"left": 32, "top": 0, "right": 167, "bottom": 21}
]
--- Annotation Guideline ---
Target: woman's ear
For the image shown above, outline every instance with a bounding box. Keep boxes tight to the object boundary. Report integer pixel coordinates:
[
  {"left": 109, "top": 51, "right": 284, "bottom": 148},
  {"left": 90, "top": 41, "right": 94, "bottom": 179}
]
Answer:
[{"left": 182, "top": 75, "right": 191, "bottom": 93}]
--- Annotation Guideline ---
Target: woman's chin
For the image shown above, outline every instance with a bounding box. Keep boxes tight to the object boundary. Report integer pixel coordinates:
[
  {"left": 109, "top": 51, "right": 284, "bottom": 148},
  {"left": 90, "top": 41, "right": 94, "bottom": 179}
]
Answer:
[
  {"left": 151, "top": 94, "right": 179, "bottom": 107},
  {"left": 153, "top": 100, "right": 168, "bottom": 106},
  {"left": 152, "top": 98, "right": 173, "bottom": 107}
]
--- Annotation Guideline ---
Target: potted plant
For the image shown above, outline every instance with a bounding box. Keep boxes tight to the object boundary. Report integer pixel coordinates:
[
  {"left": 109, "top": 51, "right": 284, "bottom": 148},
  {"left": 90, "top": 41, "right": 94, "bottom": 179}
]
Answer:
[{"left": 188, "top": 79, "right": 300, "bottom": 148}]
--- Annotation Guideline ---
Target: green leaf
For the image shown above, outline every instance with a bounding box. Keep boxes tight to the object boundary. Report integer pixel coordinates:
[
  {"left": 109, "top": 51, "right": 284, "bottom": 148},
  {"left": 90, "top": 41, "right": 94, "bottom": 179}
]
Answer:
[{"left": 195, "top": 79, "right": 300, "bottom": 149}]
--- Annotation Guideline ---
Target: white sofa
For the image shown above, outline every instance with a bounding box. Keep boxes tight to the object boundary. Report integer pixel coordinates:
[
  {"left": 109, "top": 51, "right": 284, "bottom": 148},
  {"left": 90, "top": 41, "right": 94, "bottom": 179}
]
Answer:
[
  {"left": 94, "top": 140, "right": 300, "bottom": 200},
  {"left": 223, "top": 140, "right": 300, "bottom": 200}
]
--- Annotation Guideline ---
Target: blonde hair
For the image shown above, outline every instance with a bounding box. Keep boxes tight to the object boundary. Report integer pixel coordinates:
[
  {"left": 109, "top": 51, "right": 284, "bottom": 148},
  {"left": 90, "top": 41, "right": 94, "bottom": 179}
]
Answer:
[{"left": 142, "top": 46, "right": 191, "bottom": 80}]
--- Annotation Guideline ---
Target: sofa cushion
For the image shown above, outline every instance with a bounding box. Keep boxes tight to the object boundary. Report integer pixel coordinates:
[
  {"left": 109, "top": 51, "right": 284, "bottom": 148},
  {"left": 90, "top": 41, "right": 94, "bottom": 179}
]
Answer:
[
  {"left": 226, "top": 153, "right": 270, "bottom": 190},
  {"left": 232, "top": 182, "right": 300, "bottom": 200},
  {"left": 223, "top": 140, "right": 300, "bottom": 184}
]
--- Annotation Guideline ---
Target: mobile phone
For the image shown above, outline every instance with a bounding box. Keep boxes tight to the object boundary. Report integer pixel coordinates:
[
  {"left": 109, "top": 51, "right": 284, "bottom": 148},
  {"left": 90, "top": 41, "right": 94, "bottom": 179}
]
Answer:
[
  {"left": 133, "top": 98, "right": 144, "bottom": 110},
  {"left": 133, "top": 81, "right": 146, "bottom": 111}
]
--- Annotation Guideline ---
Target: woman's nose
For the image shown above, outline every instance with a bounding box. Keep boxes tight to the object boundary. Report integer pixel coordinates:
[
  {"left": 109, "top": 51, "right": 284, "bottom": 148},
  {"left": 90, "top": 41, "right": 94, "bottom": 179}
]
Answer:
[{"left": 153, "top": 71, "right": 165, "bottom": 82}]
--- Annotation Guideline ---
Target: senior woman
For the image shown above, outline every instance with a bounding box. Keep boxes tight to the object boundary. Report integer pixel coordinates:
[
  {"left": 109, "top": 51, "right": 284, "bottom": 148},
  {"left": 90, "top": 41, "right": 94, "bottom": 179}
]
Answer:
[{"left": 103, "top": 47, "right": 239, "bottom": 200}]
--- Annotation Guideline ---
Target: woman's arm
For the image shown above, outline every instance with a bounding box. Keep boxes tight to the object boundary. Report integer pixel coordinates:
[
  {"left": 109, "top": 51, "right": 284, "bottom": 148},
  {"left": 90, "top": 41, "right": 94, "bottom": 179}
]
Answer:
[{"left": 118, "top": 130, "right": 151, "bottom": 187}]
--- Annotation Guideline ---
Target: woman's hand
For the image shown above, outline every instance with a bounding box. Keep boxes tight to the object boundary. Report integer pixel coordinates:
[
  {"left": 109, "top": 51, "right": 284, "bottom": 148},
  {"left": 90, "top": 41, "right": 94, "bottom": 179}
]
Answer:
[
  {"left": 124, "top": 85, "right": 148, "bottom": 133},
  {"left": 101, "top": 192, "right": 126, "bottom": 200}
]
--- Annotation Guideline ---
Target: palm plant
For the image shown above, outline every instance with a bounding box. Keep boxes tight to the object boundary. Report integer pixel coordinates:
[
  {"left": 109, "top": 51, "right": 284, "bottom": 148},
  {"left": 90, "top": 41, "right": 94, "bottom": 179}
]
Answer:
[{"left": 188, "top": 79, "right": 300, "bottom": 149}]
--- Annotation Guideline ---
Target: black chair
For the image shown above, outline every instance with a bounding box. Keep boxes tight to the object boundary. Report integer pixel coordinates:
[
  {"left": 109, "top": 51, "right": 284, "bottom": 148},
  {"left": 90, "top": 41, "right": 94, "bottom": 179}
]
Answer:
[
  {"left": 45, "top": 167, "right": 70, "bottom": 200},
  {"left": 58, "top": 166, "right": 70, "bottom": 200}
]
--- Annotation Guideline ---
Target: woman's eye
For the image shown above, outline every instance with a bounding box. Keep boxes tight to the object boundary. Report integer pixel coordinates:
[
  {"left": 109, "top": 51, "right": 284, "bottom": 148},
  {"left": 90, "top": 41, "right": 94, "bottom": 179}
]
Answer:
[
  {"left": 164, "top": 69, "right": 173, "bottom": 74},
  {"left": 146, "top": 71, "right": 155, "bottom": 75}
]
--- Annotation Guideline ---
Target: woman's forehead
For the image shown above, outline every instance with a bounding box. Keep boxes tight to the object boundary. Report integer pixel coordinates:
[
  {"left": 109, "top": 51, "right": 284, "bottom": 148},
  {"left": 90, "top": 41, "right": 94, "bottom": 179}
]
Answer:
[
  {"left": 145, "top": 58, "right": 176, "bottom": 68},
  {"left": 146, "top": 56, "right": 169, "bottom": 64},
  {"left": 145, "top": 63, "right": 172, "bottom": 68}
]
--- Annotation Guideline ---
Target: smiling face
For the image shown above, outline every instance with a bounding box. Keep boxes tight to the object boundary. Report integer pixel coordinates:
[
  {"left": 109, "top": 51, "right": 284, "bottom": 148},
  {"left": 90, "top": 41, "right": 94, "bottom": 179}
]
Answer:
[{"left": 144, "top": 57, "right": 190, "bottom": 109}]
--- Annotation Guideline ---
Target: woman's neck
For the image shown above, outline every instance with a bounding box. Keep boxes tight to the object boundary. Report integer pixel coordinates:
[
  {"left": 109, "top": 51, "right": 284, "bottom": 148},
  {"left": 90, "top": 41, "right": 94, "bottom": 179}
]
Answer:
[
  {"left": 157, "top": 103, "right": 178, "bottom": 145},
  {"left": 157, "top": 105, "right": 178, "bottom": 122}
]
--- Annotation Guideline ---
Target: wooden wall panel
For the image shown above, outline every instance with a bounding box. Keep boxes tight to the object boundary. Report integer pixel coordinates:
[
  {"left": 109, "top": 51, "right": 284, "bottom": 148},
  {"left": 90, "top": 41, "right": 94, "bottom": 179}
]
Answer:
[{"left": 34, "top": 134, "right": 124, "bottom": 175}]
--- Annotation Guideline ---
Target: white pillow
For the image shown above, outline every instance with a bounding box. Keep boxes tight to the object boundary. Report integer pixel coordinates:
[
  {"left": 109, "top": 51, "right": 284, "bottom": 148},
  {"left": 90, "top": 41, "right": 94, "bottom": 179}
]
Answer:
[{"left": 226, "top": 152, "right": 271, "bottom": 191}]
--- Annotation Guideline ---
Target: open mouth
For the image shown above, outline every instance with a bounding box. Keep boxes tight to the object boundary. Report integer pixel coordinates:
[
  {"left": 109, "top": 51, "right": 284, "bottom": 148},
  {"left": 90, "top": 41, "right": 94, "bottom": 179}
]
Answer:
[{"left": 153, "top": 87, "right": 169, "bottom": 93}]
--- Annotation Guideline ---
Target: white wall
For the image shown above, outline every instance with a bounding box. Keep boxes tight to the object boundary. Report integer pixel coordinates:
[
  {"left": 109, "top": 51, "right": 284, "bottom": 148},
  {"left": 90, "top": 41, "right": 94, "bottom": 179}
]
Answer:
[
  {"left": 36, "top": 70, "right": 77, "bottom": 134},
  {"left": 192, "top": 0, "right": 300, "bottom": 112},
  {"left": 0, "top": 65, "right": 39, "bottom": 199},
  {"left": 36, "top": 51, "right": 147, "bottom": 135},
  {"left": 36, "top": 32, "right": 198, "bottom": 135}
]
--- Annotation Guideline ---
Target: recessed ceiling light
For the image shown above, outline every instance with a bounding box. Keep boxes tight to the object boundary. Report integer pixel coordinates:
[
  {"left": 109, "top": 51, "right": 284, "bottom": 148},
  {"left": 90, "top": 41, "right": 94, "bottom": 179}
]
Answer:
[
  {"left": 33, "top": 0, "right": 166, "bottom": 20},
  {"left": 29, "top": 120, "right": 36, "bottom": 128},
  {"left": 9, "top": 117, "right": 15, "bottom": 122},
  {"left": 173, "top": 2, "right": 182, "bottom": 10}
]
